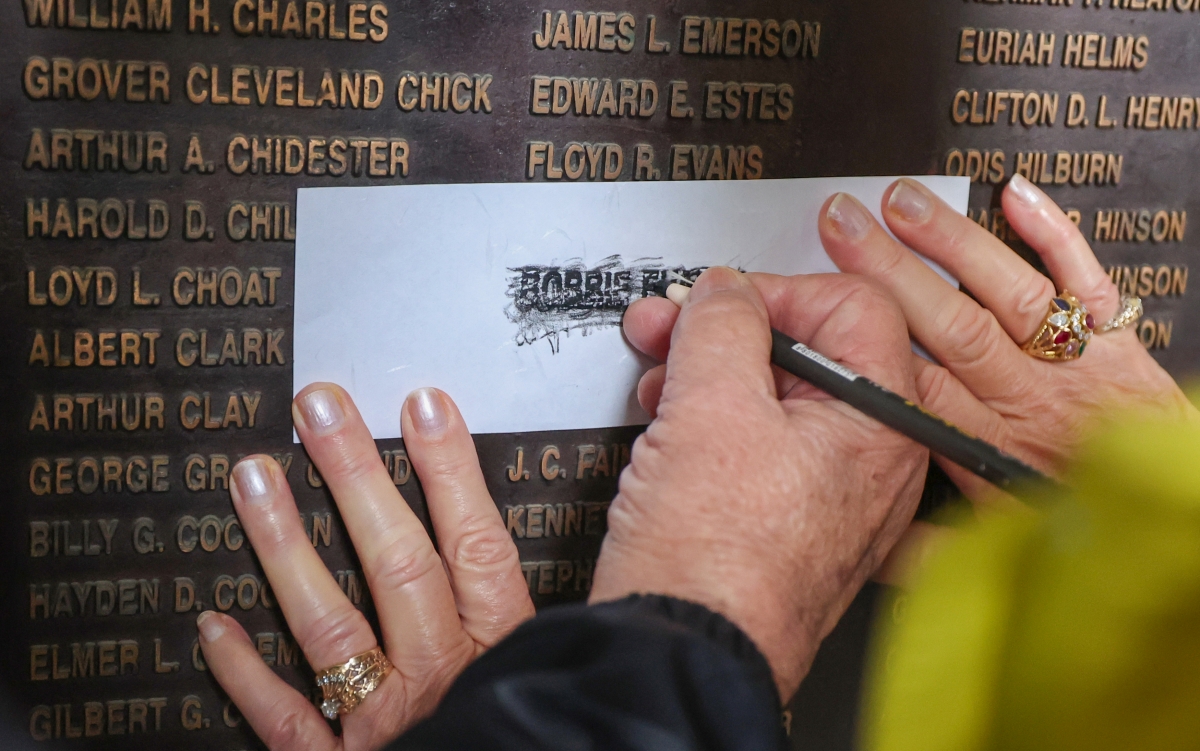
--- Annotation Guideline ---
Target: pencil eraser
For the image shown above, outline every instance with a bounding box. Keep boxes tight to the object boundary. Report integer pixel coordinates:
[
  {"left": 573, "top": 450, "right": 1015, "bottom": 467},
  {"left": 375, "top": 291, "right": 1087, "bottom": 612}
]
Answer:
[{"left": 665, "top": 283, "right": 691, "bottom": 307}]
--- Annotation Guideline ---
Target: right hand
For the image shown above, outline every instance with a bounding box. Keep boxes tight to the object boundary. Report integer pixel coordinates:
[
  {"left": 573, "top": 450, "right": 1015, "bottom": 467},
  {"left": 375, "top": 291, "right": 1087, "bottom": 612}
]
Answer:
[
  {"left": 819, "top": 176, "right": 1197, "bottom": 499},
  {"left": 595, "top": 268, "right": 929, "bottom": 698}
]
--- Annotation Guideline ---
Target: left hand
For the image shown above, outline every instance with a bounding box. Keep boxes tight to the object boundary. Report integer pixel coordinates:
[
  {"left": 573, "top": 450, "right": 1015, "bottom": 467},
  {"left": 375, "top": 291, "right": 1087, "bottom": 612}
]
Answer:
[
  {"left": 610, "top": 268, "right": 929, "bottom": 697},
  {"left": 197, "top": 385, "right": 535, "bottom": 751}
]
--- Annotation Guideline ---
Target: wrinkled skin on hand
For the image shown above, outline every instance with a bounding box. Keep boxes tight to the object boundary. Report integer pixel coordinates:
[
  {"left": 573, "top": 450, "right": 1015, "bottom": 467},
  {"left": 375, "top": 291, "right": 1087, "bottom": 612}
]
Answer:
[
  {"left": 595, "top": 268, "right": 929, "bottom": 698},
  {"left": 819, "top": 176, "right": 1196, "bottom": 502},
  {"left": 198, "top": 386, "right": 535, "bottom": 751}
]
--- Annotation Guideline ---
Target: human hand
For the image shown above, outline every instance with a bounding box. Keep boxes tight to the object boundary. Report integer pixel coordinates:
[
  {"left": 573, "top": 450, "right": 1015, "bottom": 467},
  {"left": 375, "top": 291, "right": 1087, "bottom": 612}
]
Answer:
[
  {"left": 595, "top": 268, "right": 929, "bottom": 698},
  {"left": 819, "top": 175, "right": 1195, "bottom": 501},
  {"left": 197, "top": 385, "right": 534, "bottom": 751}
]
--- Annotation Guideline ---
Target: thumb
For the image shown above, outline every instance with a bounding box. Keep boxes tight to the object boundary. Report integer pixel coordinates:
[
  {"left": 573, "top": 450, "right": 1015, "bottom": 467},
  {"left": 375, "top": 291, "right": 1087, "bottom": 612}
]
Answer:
[{"left": 664, "top": 267, "right": 776, "bottom": 401}]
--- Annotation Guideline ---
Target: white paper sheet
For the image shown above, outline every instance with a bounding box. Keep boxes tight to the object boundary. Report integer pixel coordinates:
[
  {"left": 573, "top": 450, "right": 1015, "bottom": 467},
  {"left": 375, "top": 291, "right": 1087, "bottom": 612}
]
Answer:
[{"left": 294, "top": 177, "right": 968, "bottom": 440}]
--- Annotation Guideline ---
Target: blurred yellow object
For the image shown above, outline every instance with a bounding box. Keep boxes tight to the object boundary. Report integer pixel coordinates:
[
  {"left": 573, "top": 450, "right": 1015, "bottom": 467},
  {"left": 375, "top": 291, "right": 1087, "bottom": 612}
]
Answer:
[{"left": 862, "top": 416, "right": 1200, "bottom": 751}]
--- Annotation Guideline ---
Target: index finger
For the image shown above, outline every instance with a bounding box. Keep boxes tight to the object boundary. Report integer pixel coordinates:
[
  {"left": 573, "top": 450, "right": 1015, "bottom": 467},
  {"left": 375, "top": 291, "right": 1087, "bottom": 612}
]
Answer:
[
  {"left": 664, "top": 267, "right": 776, "bottom": 402},
  {"left": 633, "top": 271, "right": 916, "bottom": 403},
  {"left": 293, "top": 384, "right": 469, "bottom": 676}
]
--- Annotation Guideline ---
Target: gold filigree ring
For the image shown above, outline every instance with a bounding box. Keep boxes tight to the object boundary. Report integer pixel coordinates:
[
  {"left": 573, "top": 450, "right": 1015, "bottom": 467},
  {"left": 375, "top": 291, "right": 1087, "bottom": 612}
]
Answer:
[
  {"left": 315, "top": 647, "right": 392, "bottom": 720},
  {"left": 1022, "top": 291, "right": 1094, "bottom": 362}
]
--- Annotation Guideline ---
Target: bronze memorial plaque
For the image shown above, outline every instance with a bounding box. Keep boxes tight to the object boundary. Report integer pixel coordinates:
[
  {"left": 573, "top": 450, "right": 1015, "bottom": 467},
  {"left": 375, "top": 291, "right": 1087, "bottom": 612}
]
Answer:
[{"left": 1, "top": 1, "right": 1195, "bottom": 748}]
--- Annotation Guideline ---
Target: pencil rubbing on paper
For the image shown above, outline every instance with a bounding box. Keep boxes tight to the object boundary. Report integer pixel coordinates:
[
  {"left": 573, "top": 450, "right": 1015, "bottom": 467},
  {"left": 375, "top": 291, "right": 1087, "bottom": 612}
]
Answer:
[{"left": 505, "top": 255, "right": 705, "bottom": 352}]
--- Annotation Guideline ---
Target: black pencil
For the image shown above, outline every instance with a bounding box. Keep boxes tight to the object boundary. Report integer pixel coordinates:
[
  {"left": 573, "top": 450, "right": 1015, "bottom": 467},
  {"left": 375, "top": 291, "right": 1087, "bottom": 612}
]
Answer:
[{"left": 652, "top": 277, "right": 1050, "bottom": 490}]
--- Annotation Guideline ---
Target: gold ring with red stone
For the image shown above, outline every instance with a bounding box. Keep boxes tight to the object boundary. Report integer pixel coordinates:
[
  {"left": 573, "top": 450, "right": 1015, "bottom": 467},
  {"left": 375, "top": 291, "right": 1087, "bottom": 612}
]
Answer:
[{"left": 1021, "top": 291, "right": 1094, "bottom": 362}]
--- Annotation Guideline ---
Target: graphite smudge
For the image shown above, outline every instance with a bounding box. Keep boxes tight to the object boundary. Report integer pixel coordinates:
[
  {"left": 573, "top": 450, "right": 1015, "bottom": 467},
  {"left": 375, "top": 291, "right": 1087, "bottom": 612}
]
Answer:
[{"left": 505, "top": 255, "right": 706, "bottom": 352}]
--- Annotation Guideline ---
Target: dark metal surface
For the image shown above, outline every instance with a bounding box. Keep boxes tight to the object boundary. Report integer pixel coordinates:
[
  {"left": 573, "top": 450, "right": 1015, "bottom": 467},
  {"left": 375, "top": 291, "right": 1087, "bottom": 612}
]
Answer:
[{"left": 1, "top": 2, "right": 1194, "bottom": 748}]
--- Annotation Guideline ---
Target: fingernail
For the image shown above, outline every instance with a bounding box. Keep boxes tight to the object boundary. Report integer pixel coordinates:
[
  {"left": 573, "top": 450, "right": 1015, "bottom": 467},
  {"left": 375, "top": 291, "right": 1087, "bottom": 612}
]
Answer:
[
  {"left": 689, "top": 267, "right": 745, "bottom": 302},
  {"left": 409, "top": 388, "right": 448, "bottom": 437},
  {"left": 296, "top": 387, "right": 344, "bottom": 436},
  {"left": 827, "top": 194, "right": 871, "bottom": 240},
  {"left": 1007, "top": 173, "right": 1043, "bottom": 206},
  {"left": 197, "top": 611, "right": 226, "bottom": 642},
  {"left": 887, "top": 179, "right": 933, "bottom": 223},
  {"left": 232, "top": 457, "right": 274, "bottom": 505}
]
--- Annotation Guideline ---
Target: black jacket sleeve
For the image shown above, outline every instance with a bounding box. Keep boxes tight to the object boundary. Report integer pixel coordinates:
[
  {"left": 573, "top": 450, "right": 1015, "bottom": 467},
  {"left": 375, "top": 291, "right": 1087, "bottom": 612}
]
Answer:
[{"left": 388, "top": 594, "right": 788, "bottom": 751}]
